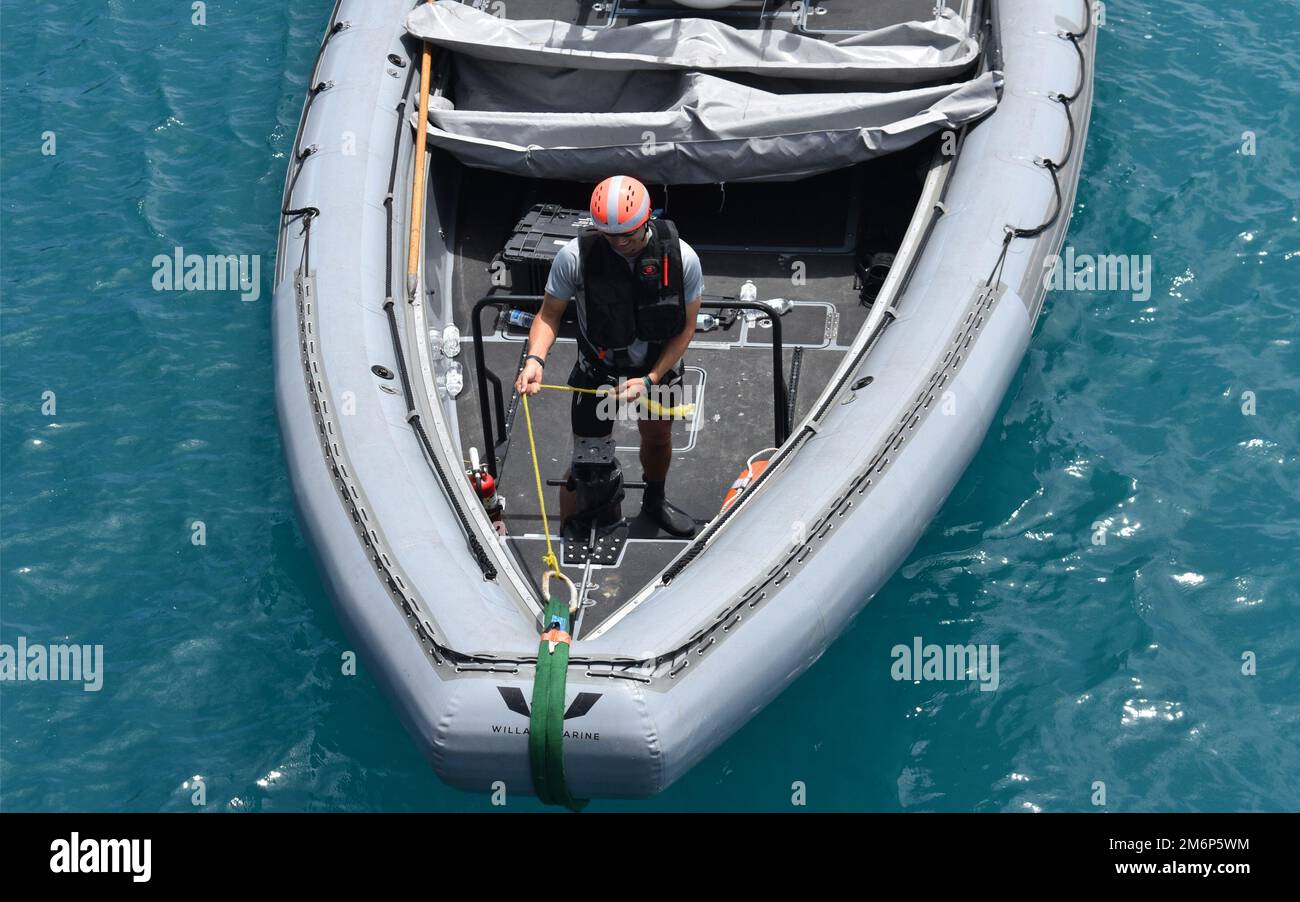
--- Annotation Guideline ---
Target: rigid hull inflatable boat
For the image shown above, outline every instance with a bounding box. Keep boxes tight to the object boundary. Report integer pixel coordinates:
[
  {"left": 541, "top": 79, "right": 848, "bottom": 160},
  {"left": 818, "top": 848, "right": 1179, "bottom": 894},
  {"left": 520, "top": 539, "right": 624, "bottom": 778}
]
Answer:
[{"left": 274, "top": 0, "right": 1095, "bottom": 802}]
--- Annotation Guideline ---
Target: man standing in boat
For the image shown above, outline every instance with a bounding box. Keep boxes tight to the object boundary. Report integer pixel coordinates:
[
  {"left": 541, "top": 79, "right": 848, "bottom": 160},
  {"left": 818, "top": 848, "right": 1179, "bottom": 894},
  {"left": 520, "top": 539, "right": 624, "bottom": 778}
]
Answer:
[{"left": 514, "top": 175, "right": 702, "bottom": 539}]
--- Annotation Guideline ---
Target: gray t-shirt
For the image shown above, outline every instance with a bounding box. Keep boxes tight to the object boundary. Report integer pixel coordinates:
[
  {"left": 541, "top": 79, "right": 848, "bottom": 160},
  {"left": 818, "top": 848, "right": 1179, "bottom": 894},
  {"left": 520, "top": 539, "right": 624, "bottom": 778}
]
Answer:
[{"left": 545, "top": 232, "right": 704, "bottom": 368}]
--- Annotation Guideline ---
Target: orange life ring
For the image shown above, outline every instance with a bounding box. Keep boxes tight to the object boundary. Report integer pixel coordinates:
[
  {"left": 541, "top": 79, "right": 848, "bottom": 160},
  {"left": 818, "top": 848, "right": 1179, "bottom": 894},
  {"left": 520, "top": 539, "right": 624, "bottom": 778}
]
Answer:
[{"left": 721, "top": 459, "right": 770, "bottom": 513}]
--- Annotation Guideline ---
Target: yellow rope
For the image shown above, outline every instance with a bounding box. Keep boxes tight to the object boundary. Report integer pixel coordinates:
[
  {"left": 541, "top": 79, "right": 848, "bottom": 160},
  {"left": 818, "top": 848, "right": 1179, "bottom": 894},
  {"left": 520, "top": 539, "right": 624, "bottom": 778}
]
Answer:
[
  {"left": 520, "top": 392, "right": 561, "bottom": 575},
  {"left": 536, "top": 383, "right": 696, "bottom": 419},
  {"left": 520, "top": 380, "right": 695, "bottom": 578},
  {"left": 538, "top": 383, "right": 600, "bottom": 393}
]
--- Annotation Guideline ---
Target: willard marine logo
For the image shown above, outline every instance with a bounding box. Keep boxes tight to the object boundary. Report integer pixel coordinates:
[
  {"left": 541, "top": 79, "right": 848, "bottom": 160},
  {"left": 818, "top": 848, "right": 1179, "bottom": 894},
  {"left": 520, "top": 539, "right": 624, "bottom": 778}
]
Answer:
[{"left": 493, "top": 687, "right": 603, "bottom": 740}]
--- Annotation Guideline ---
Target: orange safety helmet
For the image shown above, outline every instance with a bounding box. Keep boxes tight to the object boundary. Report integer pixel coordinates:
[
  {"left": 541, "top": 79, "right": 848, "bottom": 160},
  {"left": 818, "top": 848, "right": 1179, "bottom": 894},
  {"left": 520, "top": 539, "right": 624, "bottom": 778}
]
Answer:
[{"left": 590, "top": 175, "right": 651, "bottom": 235}]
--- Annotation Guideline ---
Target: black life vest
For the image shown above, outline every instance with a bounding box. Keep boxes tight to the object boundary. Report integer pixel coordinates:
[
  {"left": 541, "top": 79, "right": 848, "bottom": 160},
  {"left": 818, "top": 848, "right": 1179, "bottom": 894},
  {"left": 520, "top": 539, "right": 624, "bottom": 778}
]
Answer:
[{"left": 577, "top": 219, "right": 686, "bottom": 353}]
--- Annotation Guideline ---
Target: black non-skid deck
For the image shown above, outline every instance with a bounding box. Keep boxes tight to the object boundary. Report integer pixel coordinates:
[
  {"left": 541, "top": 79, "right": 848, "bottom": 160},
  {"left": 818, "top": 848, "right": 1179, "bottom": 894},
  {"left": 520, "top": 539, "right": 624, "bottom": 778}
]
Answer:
[
  {"left": 443, "top": 145, "right": 930, "bottom": 634},
  {"left": 469, "top": 305, "right": 851, "bottom": 625}
]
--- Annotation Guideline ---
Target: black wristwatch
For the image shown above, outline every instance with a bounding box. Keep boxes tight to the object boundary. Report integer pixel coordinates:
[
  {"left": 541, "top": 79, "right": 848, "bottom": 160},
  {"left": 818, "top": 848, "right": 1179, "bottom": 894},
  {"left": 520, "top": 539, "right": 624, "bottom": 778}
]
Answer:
[{"left": 524, "top": 354, "right": 546, "bottom": 369}]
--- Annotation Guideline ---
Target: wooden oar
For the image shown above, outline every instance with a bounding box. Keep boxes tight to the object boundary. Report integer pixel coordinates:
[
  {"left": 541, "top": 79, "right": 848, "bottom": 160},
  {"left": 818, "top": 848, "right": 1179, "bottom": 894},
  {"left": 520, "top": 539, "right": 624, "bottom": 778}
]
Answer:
[{"left": 406, "top": 0, "right": 435, "bottom": 302}]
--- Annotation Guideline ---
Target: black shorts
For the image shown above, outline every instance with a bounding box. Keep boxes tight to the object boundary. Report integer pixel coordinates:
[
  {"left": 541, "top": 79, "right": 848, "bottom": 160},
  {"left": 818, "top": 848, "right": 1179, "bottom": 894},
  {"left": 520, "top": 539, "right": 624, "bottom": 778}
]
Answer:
[{"left": 569, "top": 358, "right": 686, "bottom": 438}]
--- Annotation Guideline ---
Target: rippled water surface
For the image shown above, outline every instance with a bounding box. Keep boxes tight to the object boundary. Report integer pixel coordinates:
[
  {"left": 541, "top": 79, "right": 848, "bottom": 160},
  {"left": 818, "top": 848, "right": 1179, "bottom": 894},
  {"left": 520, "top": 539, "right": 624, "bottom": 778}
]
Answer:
[{"left": 2, "top": 1, "right": 1297, "bottom": 811}]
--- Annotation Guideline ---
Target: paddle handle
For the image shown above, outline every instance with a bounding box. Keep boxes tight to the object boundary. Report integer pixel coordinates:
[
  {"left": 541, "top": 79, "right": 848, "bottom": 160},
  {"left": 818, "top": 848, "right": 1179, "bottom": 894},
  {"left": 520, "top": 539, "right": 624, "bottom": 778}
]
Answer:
[{"left": 406, "top": 0, "right": 435, "bottom": 299}]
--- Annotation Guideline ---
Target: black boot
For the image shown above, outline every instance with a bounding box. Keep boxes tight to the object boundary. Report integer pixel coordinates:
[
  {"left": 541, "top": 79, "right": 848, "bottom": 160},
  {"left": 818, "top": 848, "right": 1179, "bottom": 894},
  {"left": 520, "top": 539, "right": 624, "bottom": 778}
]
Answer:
[{"left": 641, "top": 478, "right": 696, "bottom": 538}]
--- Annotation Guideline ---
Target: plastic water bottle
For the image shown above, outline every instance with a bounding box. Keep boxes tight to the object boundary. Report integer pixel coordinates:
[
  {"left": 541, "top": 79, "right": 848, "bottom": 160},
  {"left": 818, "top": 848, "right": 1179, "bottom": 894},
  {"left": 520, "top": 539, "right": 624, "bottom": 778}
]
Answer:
[
  {"left": 441, "top": 324, "right": 461, "bottom": 358},
  {"left": 739, "top": 280, "right": 762, "bottom": 326},
  {"left": 441, "top": 360, "right": 464, "bottom": 398},
  {"left": 695, "top": 313, "right": 719, "bottom": 333},
  {"left": 507, "top": 309, "right": 535, "bottom": 330}
]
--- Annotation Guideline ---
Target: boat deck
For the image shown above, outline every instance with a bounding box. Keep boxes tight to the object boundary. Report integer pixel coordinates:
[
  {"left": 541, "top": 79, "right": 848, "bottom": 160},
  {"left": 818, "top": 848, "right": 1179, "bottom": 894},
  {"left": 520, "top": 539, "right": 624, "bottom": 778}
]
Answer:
[{"left": 443, "top": 142, "right": 931, "bottom": 633}]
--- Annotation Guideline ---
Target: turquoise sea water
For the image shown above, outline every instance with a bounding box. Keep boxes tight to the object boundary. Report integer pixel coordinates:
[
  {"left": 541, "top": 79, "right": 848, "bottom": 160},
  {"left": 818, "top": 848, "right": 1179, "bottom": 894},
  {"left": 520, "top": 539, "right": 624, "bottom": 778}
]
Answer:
[{"left": 2, "top": 1, "right": 1297, "bottom": 812}]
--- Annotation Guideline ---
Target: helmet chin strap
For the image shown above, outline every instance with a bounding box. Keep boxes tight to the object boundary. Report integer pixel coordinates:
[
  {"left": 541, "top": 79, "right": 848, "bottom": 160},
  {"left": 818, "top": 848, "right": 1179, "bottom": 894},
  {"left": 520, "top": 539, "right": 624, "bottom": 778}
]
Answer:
[{"left": 603, "top": 223, "right": 651, "bottom": 254}]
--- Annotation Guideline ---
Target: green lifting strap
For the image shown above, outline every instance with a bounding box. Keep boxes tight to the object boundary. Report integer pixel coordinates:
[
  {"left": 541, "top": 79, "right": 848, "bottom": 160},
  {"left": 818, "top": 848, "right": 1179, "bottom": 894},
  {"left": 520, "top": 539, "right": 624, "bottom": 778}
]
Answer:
[{"left": 528, "top": 585, "right": 588, "bottom": 811}]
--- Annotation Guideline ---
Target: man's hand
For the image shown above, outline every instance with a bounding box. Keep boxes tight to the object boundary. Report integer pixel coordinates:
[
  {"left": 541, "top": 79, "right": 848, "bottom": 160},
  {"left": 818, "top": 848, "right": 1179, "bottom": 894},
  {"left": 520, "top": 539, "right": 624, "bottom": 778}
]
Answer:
[
  {"left": 515, "top": 359, "right": 544, "bottom": 396},
  {"left": 514, "top": 294, "right": 568, "bottom": 397},
  {"left": 615, "top": 376, "right": 649, "bottom": 404}
]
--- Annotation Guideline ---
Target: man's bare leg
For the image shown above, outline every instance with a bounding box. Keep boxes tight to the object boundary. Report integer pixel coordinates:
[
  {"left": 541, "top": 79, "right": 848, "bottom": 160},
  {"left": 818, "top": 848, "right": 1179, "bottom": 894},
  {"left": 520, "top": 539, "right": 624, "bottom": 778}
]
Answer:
[
  {"left": 638, "top": 416, "right": 694, "bottom": 537},
  {"left": 639, "top": 417, "right": 673, "bottom": 481}
]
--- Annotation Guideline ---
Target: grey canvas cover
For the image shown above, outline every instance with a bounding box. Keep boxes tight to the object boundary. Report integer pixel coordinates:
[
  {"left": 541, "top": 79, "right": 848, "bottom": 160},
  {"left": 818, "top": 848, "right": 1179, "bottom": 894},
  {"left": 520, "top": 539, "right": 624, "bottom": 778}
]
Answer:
[
  {"left": 404, "top": 3, "right": 1001, "bottom": 183},
  {"left": 406, "top": 2, "right": 982, "bottom": 83}
]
